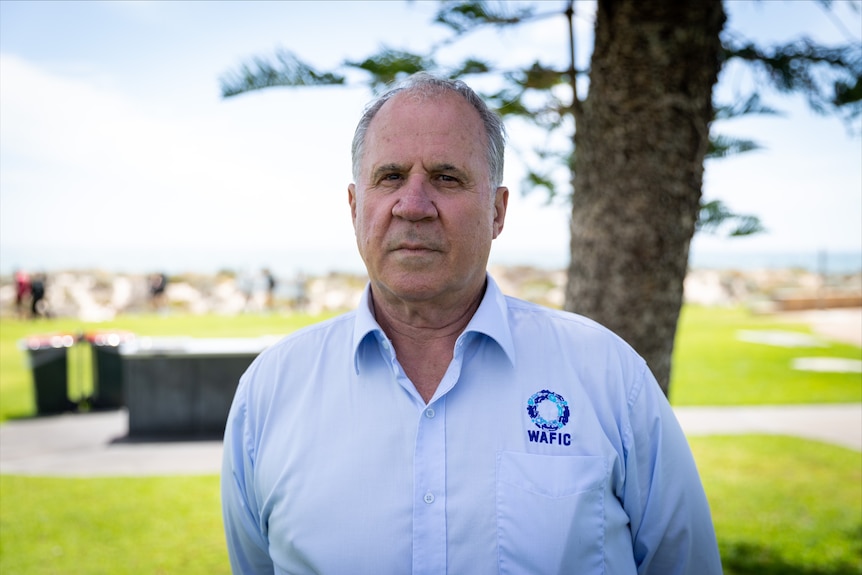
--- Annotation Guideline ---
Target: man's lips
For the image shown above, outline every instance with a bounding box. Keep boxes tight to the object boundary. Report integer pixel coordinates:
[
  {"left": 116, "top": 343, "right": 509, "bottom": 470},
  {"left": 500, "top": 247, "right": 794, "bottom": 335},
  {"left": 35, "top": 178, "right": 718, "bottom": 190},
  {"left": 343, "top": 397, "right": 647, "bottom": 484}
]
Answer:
[
  {"left": 387, "top": 237, "right": 443, "bottom": 252},
  {"left": 385, "top": 231, "right": 445, "bottom": 254},
  {"left": 395, "top": 244, "right": 436, "bottom": 251}
]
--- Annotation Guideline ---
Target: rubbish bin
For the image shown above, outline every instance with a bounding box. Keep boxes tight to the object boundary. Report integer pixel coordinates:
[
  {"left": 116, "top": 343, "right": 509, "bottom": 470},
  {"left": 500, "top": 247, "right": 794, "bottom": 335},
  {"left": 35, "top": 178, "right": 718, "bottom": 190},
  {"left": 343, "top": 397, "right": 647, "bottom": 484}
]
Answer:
[
  {"left": 86, "top": 330, "right": 135, "bottom": 409},
  {"left": 20, "top": 334, "right": 78, "bottom": 415}
]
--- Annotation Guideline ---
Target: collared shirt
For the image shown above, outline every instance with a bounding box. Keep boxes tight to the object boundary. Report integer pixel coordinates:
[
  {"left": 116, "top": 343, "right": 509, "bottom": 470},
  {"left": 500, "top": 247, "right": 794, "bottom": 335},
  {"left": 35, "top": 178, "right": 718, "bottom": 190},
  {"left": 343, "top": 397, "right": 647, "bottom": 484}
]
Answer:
[{"left": 222, "top": 275, "right": 722, "bottom": 574}]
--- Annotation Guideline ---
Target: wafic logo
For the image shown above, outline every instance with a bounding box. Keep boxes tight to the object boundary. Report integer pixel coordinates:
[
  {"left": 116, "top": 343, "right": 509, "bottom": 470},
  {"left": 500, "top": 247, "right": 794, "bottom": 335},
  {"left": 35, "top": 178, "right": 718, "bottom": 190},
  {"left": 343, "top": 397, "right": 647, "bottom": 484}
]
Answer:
[{"left": 526, "top": 390, "right": 572, "bottom": 446}]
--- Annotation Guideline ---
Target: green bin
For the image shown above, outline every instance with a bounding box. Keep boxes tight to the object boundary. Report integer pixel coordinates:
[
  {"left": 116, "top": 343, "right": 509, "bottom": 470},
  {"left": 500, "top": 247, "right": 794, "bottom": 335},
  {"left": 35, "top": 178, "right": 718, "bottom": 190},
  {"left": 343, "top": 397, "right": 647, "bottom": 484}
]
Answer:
[
  {"left": 86, "top": 331, "right": 135, "bottom": 409},
  {"left": 21, "top": 334, "right": 77, "bottom": 415}
]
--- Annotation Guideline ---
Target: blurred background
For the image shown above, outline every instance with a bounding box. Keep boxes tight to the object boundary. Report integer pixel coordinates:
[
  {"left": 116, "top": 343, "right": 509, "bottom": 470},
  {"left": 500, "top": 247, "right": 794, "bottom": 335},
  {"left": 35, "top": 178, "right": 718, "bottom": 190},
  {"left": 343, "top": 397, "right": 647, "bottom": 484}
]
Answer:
[
  {"left": 1, "top": 0, "right": 860, "bottom": 281},
  {"left": 0, "top": 4, "right": 860, "bottom": 574}
]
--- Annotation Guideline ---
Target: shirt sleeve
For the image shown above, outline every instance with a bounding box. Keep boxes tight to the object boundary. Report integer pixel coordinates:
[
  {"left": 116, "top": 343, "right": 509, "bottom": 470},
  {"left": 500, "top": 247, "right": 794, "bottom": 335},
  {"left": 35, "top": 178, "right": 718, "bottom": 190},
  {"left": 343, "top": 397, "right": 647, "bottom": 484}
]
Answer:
[
  {"left": 622, "top": 364, "right": 723, "bottom": 575},
  {"left": 221, "top": 375, "right": 275, "bottom": 574}
]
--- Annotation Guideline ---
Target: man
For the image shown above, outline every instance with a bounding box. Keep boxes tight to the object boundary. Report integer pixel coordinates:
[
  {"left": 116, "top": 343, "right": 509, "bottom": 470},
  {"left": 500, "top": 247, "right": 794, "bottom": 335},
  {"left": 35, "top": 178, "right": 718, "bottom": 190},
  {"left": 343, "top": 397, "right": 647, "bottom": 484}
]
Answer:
[{"left": 222, "top": 73, "right": 722, "bottom": 574}]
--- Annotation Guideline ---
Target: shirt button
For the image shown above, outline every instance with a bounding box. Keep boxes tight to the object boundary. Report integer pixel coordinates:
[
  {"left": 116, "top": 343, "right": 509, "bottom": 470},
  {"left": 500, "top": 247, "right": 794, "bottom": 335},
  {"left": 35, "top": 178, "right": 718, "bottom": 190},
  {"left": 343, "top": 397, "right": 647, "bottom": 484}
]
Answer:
[
  {"left": 423, "top": 492, "right": 435, "bottom": 504},
  {"left": 424, "top": 408, "right": 435, "bottom": 418}
]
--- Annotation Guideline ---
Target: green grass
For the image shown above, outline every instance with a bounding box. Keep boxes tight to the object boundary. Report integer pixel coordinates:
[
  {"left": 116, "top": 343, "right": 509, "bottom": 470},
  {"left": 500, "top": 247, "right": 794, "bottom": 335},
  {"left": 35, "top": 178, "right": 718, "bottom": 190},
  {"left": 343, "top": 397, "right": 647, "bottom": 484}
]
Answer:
[
  {"left": 690, "top": 435, "right": 862, "bottom": 575},
  {"left": 1, "top": 306, "right": 860, "bottom": 573},
  {"left": 670, "top": 305, "right": 862, "bottom": 405},
  {"left": 0, "top": 474, "right": 228, "bottom": 575}
]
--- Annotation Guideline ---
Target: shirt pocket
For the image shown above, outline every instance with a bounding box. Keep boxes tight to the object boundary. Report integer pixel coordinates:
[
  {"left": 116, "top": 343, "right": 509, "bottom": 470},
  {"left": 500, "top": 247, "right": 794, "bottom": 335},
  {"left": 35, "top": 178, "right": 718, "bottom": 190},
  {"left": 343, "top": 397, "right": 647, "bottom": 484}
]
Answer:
[{"left": 496, "top": 452, "right": 609, "bottom": 575}]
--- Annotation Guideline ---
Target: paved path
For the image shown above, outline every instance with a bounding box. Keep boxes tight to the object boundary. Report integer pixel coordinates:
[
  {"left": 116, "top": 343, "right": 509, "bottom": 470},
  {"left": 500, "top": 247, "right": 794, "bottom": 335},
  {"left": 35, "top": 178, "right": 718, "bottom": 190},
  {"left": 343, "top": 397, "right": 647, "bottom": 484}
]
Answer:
[
  {"left": 674, "top": 404, "right": 861, "bottom": 451},
  {"left": 0, "top": 410, "right": 223, "bottom": 477},
  {"left": 777, "top": 308, "right": 862, "bottom": 347},
  {"left": 1, "top": 405, "right": 859, "bottom": 477}
]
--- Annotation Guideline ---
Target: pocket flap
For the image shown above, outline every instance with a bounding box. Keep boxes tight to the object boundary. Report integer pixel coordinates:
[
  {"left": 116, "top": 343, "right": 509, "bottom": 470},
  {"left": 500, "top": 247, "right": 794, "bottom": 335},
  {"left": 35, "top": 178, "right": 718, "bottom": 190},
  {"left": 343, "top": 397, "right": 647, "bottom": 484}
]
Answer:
[{"left": 497, "top": 452, "right": 608, "bottom": 498}]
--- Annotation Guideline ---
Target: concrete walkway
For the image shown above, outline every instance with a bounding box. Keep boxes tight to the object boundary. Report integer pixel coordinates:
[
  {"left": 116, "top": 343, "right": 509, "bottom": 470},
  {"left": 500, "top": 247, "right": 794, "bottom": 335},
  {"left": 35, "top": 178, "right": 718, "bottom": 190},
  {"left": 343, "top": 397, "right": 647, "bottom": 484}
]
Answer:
[
  {"left": 0, "top": 410, "right": 223, "bottom": 477},
  {"left": 0, "top": 404, "right": 859, "bottom": 477},
  {"left": 674, "top": 403, "right": 861, "bottom": 451},
  {"left": 776, "top": 307, "right": 862, "bottom": 348}
]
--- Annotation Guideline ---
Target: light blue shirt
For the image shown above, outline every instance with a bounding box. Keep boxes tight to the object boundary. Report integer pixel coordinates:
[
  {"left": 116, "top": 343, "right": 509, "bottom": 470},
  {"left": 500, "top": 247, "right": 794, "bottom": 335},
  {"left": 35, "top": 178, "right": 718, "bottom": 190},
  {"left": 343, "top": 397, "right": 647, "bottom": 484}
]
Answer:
[{"left": 222, "top": 276, "right": 722, "bottom": 574}]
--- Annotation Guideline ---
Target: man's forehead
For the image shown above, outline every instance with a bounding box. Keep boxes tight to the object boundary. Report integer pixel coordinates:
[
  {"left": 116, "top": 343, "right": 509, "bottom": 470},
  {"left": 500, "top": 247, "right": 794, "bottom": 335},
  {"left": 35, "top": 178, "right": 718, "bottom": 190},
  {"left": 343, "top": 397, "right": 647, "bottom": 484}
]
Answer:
[
  {"left": 369, "top": 160, "right": 463, "bottom": 174},
  {"left": 370, "top": 91, "right": 479, "bottom": 129},
  {"left": 357, "top": 90, "right": 488, "bottom": 177}
]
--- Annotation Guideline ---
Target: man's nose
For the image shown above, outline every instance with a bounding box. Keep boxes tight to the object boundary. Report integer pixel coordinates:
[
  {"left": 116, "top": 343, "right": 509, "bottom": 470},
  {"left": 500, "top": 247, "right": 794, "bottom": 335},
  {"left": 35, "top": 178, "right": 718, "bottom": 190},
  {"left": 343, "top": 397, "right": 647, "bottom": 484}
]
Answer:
[{"left": 391, "top": 176, "right": 438, "bottom": 221}]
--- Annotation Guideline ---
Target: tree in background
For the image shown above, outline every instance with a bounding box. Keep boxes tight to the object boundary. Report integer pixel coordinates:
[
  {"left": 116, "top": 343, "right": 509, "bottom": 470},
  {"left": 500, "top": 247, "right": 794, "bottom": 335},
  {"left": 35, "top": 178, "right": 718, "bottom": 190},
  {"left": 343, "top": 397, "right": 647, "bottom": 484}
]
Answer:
[{"left": 220, "top": 0, "right": 860, "bottom": 395}]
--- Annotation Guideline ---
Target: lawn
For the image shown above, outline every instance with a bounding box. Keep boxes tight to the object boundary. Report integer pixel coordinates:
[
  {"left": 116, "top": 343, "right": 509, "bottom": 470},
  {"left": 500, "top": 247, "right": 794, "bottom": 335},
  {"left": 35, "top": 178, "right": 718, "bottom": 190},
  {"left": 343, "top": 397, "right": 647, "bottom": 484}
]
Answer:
[
  {"left": 691, "top": 435, "right": 861, "bottom": 575},
  {"left": 670, "top": 305, "right": 861, "bottom": 405},
  {"left": 1, "top": 306, "right": 860, "bottom": 573},
  {"left": 0, "top": 475, "right": 228, "bottom": 575}
]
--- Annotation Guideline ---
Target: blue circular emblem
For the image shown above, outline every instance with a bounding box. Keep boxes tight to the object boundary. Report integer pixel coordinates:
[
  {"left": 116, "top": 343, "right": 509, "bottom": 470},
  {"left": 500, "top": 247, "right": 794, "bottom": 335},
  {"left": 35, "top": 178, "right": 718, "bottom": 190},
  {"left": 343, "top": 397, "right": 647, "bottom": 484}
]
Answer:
[{"left": 527, "top": 390, "right": 570, "bottom": 430}]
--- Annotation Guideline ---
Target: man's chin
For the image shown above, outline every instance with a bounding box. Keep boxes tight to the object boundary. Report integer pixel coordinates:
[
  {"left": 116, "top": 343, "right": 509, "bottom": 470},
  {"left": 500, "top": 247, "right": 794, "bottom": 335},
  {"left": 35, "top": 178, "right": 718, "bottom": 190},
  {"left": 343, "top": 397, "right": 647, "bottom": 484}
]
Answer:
[{"left": 389, "top": 249, "right": 443, "bottom": 268}]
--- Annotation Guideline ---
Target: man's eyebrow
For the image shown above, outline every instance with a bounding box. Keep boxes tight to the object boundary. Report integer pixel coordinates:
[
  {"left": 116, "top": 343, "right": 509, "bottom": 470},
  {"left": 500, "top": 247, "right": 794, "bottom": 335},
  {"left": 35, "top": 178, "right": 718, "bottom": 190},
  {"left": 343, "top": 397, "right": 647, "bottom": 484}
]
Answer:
[
  {"left": 438, "top": 164, "right": 476, "bottom": 185},
  {"left": 370, "top": 162, "right": 469, "bottom": 180},
  {"left": 429, "top": 163, "right": 471, "bottom": 179},
  {"left": 371, "top": 163, "right": 406, "bottom": 180}
]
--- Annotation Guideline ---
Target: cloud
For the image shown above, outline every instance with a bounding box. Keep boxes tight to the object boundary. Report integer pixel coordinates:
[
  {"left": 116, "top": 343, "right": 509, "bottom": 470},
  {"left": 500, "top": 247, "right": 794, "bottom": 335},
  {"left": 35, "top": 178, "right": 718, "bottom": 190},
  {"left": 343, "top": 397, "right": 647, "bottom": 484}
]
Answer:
[{"left": 0, "top": 54, "right": 361, "bottom": 260}]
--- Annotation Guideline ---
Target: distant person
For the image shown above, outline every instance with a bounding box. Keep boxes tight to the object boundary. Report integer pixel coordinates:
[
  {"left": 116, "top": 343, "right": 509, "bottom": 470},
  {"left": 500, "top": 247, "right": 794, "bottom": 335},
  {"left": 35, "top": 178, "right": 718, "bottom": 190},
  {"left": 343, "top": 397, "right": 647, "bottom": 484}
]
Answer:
[
  {"left": 222, "top": 73, "right": 721, "bottom": 573},
  {"left": 263, "top": 268, "right": 277, "bottom": 310},
  {"left": 14, "top": 269, "right": 30, "bottom": 318},
  {"left": 149, "top": 272, "right": 168, "bottom": 312},
  {"left": 29, "top": 273, "right": 46, "bottom": 318}
]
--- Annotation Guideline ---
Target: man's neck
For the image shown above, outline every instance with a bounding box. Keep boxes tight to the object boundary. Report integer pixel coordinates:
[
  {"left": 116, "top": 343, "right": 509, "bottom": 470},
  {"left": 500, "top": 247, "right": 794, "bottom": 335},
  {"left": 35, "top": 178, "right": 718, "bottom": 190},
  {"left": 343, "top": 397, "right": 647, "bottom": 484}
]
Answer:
[{"left": 370, "top": 283, "right": 485, "bottom": 403}]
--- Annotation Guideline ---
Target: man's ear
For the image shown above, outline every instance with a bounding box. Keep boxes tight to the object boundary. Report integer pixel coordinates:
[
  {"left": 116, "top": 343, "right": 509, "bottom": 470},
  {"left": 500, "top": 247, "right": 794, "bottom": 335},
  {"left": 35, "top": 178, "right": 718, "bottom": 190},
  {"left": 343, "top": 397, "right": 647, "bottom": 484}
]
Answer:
[
  {"left": 492, "top": 186, "right": 508, "bottom": 239},
  {"left": 348, "top": 183, "right": 357, "bottom": 227}
]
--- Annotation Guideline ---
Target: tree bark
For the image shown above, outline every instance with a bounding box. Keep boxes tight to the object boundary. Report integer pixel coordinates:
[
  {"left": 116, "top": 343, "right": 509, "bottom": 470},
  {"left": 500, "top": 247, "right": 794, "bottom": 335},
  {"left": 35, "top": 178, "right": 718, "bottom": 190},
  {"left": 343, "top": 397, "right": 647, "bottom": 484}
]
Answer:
[{"left": 566, "top": 0, "right": 725, "bottom": 396}]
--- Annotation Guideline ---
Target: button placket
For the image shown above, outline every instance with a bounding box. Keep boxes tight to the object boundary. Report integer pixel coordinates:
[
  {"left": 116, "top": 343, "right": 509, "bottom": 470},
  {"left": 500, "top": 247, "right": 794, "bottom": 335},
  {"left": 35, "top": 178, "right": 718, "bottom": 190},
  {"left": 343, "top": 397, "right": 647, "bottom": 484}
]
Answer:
[{"left": 412, "top": 398, "right": 446, "bottom": 573}]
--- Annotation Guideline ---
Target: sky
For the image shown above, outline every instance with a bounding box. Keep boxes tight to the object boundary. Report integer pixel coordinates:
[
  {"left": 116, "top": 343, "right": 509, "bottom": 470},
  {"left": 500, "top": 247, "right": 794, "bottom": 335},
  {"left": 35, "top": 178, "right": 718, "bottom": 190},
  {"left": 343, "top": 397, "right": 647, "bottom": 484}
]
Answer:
[{"left": 1, "top": 0, "right": 860, "bottom": 277}]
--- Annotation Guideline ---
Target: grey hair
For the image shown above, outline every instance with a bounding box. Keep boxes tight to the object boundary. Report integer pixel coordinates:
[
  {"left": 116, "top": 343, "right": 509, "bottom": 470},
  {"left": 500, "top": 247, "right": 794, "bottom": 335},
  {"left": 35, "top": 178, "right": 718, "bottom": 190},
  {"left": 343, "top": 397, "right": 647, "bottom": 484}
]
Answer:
[{"left": 351, "top": 72, "right": 506, "bottom": 188}]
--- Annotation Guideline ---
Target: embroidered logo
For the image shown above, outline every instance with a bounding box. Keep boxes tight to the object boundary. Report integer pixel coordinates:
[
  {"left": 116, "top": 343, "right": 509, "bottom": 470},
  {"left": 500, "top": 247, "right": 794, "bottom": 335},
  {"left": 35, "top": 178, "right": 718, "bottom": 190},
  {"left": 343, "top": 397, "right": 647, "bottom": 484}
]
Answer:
[{"left": 526, "top": 390, "right": 572, "bottom": 445}]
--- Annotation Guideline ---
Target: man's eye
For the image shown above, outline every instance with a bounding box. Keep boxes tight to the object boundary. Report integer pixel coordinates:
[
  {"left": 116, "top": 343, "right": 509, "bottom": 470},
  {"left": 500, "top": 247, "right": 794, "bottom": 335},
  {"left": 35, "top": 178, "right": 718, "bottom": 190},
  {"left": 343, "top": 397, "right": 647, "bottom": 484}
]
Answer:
[
  {"left": 437, "top": 174, "right": 458, "bottom": 183},
  {"left": 383, "top": 173, "right": 402, "bottom": 181}
]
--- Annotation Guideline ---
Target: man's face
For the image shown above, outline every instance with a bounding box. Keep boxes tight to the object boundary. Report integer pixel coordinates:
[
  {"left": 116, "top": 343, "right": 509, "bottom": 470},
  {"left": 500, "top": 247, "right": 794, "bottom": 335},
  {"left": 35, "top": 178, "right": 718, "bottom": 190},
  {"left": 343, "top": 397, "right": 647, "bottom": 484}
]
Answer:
[{"left": 349, "top": 91, "right": 508, "bottom": 307}]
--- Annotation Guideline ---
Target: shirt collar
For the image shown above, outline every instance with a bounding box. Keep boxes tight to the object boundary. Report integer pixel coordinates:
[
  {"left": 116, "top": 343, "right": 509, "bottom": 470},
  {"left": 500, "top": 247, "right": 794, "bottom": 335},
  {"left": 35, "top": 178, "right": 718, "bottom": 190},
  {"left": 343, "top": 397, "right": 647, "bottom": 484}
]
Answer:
[
  {"left": 352, "top": 284, "right": 383, "bottom": 375},
  {"left": 459, "top": 274, "right": 516, "bottom": 366},
  {"left": 352, "top": 274, "right": 516, "bottom": 374}
]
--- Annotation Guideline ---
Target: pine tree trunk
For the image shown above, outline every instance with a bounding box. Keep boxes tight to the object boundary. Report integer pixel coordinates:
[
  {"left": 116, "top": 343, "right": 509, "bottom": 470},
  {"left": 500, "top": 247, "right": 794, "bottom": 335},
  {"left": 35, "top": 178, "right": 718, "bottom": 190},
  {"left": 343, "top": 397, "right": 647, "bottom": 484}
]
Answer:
[{"left": 566, "top": 0, "right": 725, "bottom": 396}]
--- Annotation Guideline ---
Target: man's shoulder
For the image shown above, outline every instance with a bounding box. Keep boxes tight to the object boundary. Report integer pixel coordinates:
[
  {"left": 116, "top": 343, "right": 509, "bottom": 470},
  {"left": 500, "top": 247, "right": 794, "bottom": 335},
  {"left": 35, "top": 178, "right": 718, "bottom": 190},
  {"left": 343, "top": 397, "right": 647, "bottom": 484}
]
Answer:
[{"left": 502, "top": 295, "right": 638, "bottom": 354}]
